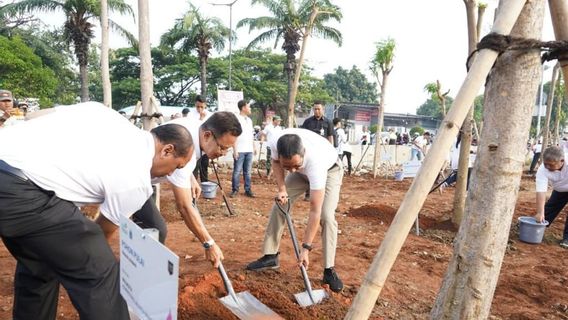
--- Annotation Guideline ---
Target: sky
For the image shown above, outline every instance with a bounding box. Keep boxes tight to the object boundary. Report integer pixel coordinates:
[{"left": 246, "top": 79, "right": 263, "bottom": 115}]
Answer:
[{"left": 41, "top": 0, "right": 555, "bottom": 114}]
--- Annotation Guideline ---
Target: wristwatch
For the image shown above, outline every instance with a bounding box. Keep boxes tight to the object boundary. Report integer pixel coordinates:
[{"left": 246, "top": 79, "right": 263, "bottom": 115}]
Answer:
[
  {"left": 302, "top": 243, "right": 313, "bottom": 251},
  {"left": 203, "top": 239, "right": 215, "bottom": 250}
]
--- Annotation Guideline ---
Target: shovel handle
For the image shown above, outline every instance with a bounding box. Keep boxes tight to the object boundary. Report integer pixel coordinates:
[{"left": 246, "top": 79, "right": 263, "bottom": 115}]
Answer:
[
  {"left": 212, "top": 161, "right": 237, "bottom": 216},
  {"left": 218, "top": 262, "right": 239, "bottom": 303},
  {"left": 275, "top": 200, "right": 301, "bottom": 260}
]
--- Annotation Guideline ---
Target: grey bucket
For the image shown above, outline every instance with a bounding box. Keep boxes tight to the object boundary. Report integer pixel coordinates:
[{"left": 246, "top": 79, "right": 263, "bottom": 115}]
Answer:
[
  {"left": 201, "top": 181, "right": 218, "bottom": 199},
  {"left": 518, "top": 216, "right": 549, "bottom": 244}
]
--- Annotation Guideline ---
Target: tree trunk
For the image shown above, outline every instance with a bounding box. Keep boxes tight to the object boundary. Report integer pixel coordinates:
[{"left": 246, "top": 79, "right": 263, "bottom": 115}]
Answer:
[
  {"left": 344, "top": 2, "right": 527, "bottom": 319},
  {"left": 79, "top": 63, "right": 89, "bottom": 102},
  {"left": 540, "top": 63, "right": 559, "bottom": 157},
  {"left": 101, "top": 0, "right": 111, "bottom": 108},
  {"left": 372, "top": 75, "right": 388, "bottom": 178},
  {"left": 432, "top": 1, "right": 544, "bottom": 319},
  {"left": 285, "top": 61, "right": 294, "bottom": 127},
  {"left": 200, "top": 55, "right": 207, "bottom": 98},
  {"left": 452, "top": 0, "right": 483, "bottom": 226},
  {"left": 286, "top": 8, "right": 318, "bottom": 128},
  {"left": 138, "top": 0, "right": 155, "bottom": 130},
  {"left": 554, "top": 87, "right": 563, "bottom": 145}
]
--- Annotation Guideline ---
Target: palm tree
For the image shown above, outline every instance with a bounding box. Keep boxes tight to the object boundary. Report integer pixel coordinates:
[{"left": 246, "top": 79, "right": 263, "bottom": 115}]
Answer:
[
  {"left": 161, "top": 3, "right": 229, "bottom": 99},
  {"left": 238, "top": 0, "right": 342, "bottom": 126},
  {"left": 6, "top": 0, "right": 135, "bottom": 102},
  {"left": 370, "top": 38, "right": 395, "bottom": 177}
]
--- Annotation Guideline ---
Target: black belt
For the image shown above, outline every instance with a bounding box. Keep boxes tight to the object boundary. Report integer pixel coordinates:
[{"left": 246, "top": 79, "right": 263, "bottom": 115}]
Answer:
[{"left": 0, "top": 160, "right": 28, "bottom": 181}]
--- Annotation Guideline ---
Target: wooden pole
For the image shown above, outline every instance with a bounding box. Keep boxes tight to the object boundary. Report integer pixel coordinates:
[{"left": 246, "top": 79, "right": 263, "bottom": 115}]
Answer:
[
  {"left": 549, "top": 0, "right": 568, "bottom": 96},
  {"left": 344, "top": 2, "right": 527, "bottom": 318},
  {"left": 138, "top": 0, "right": 155, "bottom": 130}
]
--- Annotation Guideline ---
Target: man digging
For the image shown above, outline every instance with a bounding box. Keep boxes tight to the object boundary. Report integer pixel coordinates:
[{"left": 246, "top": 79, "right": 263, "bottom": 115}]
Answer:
[{"left": 246, "top": 128, "right": 344, "bottom": 292}]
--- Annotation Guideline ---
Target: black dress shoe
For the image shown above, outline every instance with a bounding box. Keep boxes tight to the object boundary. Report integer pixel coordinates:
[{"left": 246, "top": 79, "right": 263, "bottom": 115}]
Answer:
[
  {"left": 245, "top": 191, "right": 255, "bottom": 198},
  {"left": 246, "top": 253, "right": 279, "bottom": 271},
  {"left": 323, "top": 267, "right": 343, "bottom": 292}
]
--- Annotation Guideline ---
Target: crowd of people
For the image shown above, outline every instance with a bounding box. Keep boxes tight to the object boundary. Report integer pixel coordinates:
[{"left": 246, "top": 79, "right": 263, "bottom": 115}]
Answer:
[{"left": 1, "top": 91, "right": 566, "bottom": 320}]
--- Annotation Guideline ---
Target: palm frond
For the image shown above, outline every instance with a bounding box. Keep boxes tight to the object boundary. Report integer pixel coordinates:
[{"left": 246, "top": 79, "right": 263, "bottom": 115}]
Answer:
[{"left": 109, "top": 19, "right": 137, "bottom": 47}]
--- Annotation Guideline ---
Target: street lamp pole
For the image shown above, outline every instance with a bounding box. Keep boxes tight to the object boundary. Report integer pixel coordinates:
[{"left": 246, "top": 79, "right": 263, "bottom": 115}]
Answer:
[{"left": 211, "top": 0, "right": 239, "bottom": 90}]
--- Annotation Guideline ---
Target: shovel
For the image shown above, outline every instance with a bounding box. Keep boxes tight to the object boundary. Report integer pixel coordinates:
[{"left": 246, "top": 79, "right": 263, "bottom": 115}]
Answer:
[
  {"left": 275, "top": 200, "right": 327, "bottom": 307},
  {"left": 211, "top": 161, "right": 237, "bottom": 216},
  {"left": 218, "top": 262, "right": 282, "bottom": 320}
]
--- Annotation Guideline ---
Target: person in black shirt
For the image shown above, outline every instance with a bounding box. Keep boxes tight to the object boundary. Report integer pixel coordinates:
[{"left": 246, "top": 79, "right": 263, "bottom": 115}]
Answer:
[
  {"left": 301, "top": 101, "right": 335, "bottom": 201},
  {"left": 301, "top": 101, "right": 334, "bottom": 145}
]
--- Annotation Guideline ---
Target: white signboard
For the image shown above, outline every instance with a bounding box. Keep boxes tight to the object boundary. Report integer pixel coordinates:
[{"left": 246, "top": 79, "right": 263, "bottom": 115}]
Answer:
[
  {"left": 217, "top": 89, "right": 244, "bottom": 113},
  {"left": 120, "top": 216, "right": 179, "bottom": 320}
]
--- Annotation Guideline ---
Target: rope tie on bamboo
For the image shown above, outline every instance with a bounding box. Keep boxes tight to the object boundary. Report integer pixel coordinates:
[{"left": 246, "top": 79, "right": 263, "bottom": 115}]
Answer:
[
  {"left": 466, "top": 32, "right": 568, "bottom": 70},
  {"left": 130, "top": 112, "right": 163, "bottom": 120}
]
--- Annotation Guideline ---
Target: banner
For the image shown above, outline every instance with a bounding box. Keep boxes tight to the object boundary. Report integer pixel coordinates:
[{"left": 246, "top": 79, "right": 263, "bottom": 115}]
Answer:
[
  {"left": 217, "top": 89, "right": 244, "bottom": 113},
  {"left": 120, "top": 216, "right": 179, "bottom": 320}
]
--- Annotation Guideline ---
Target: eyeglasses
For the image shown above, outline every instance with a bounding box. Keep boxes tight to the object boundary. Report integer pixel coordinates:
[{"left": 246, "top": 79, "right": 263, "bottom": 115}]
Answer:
[{"left": 211, "top": 132, "right": 232, "bottom": 153}]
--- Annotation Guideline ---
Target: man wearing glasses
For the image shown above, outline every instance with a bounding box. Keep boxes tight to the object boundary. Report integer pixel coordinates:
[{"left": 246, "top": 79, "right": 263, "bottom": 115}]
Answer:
[
  {"left": 127, "top": 111, "right": 242, "bottom": 267},
  {"left": 534, "top": 146, "right": 568, "bottom": 248},
  {"left": 246, "top": 128, "right": 344, "bottom": 292},
  {"left": 190, "top": 95, "right": 212, "bottom": 182}
]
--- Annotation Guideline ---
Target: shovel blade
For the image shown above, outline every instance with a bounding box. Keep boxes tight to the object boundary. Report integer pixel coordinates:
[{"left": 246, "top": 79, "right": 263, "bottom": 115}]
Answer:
[
  {"left": 220, "top": 291, "right": 282, "bottom": 320},
  {"left": 294, "top": 289, "right": 327, "bottom": 308}
]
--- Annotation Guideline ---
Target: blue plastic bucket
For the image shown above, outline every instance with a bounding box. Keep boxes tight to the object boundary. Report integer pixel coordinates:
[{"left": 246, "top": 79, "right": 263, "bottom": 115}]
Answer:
[
  {"left": 201, "top": 181, "right": 218, "bottom": 199},
  {"left": 518, "top": 216, "right": 549, "bottom": 244},
  {"left": 394, "top": 171, "right": 404, "bottom": 181}
]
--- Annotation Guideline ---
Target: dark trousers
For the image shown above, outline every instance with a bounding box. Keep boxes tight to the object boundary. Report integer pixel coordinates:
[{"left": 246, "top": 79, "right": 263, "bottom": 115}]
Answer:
[
  {"left": 266, "top": 147, "right": 272, "bottom": 174},
  {"left": 529, "top": 152, "right": 541, "bottom": 173},
  {"left": 0, "top": 171, "right": 129, "bottom": 320},
  {"left": 544, "top": 190, "right": 568, "bottom": 240},
  {"left": 132, "top": 196, "right": 167, "bottom": 244},
  {"left": 193, "top": 154, "right": 209, "bottom": 182},
  {"left": 340, "top": 151, "right": 353, "bottom": 175}
]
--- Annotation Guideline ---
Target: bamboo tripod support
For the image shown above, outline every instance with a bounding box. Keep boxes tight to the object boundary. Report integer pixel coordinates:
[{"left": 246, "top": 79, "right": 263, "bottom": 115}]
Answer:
[{"left": 344, "top": 1, "right": 527, "bottom": 319}]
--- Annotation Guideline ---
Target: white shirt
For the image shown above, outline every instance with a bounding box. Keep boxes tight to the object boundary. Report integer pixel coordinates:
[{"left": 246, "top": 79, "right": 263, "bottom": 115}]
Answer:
[
  {"left": 157, "top": 117, "right": 202, "bottom": 189},
  {"left": 535, "top": 163, "right": 568, "bottom": 192},
  {"left": 0, "top": 102, "right": 154, "bottom": 225},
  {"left": 189, "top": 109, "right": 211, "bottom": 125},
  {"left": 235, "top": 113, "right": 254, "bottom": 153},
  {"left": 335, "top": 127, "right": 347, "bottom": 154},
  {"left": 533, "top": 143, "right": 542, "bottom": 153},
  {"left": 412, "top": 136, "right": 427, "bottom": 151},
  {"left": 268, "top": 128, "right": 338, "bottom": 190},
  {"left": 262, "top": 123, "right": 283, "bottom": 143}
]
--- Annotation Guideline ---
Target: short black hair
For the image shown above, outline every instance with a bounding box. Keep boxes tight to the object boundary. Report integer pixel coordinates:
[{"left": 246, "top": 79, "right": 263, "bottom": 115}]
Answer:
[
  {"left": 313, "top": 100, "right": 324, "bottom": 106},
  {"left": 182, "top": 108, "right": 190, "bottom": 115},
  {"left": 201, "top": 111, "right": 242, "bottom": 137},
  {"left": 237, "top": 99, "right": 247, "bottom": 110},
  {"left": 277, "top": 134, "right": 305, "bottom": 159},
  {"left": 333, "top": 118, "right": 341, "bottom": 126},
  {"left": 151, "top": 123, "right": 194, "bottom": 157},
  {"left": 195, "top": 95, "right": 205, "bottom": 103}
]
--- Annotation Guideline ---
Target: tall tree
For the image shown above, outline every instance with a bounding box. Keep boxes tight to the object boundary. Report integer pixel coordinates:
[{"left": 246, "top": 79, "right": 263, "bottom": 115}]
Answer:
[
  {"left": 432, "top": 1, "right": 544, "bottom": 318},
  {"left": 424, "top": 80, "right": 450, "bottom": 117},
  {"left": 0, "top": 35, "right": 58, "bottom": 106},
  {"left": 238, "top": 0, "right": 342, "bottom": 126},
  {"left": 100, "top": 0, "right": 111, "bottom": 107},
  {"left": 161, "top": 3, "right": 229, "bottom": 99},
  {"left": 370, "top": 38, "right": 395, "bottom": 178},
  {"left": 6, "top": 0, "right": 135, "bottom": 102},
  {"left": 323, "top": 66, "right": 378, "bottom": 103}
]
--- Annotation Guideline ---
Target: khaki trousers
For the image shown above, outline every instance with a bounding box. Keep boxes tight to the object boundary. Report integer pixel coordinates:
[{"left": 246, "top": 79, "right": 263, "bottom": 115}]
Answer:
[{"left": 262, "top": 164, "right": 343, "bottom": 268}]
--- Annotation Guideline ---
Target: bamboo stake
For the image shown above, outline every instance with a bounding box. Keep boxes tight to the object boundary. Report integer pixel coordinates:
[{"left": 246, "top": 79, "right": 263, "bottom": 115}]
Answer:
[
  {"left": 344, "top": 2, "right": 527, "bottom": 319},
  {"left": 539, "top": 64, "right": 559, "bottom": 160},
  {"left": 549, "top": 0, "right": 568, "bottom": 96}
]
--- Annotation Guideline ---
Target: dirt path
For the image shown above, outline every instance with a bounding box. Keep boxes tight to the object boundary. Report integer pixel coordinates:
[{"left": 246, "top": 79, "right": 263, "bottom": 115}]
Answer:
[{"left": 0, "top": 173, "right": 567, "bottom": 319}]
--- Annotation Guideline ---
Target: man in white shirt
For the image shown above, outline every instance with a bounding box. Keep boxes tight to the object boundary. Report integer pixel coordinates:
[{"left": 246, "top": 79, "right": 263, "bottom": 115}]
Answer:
[
  {"left": 190, "top": 95, "right": 212, "bottom": 182},
  {"left": 534, "top": 146, "right": 568, "bottom": 248},
  {"left": 129, "top": 111, "right": 242, "bottom": 254},
  {"left": 261, "top": 115, "right": 283, "bottom": 177},
  {"left": 231, "top": 100, "right": 256, "bottom": 197},
  {"left": 0, "top": 102, "right": 194, "bottom": 320},
  {"left": 246, "top": 128, "right": 344, "bottom": 292},
  {"left": 410, "top": 132, "right": 430, "bottom": 161},
  {"left": 529, "top": 139, "right": 543, "bottom": 174}
]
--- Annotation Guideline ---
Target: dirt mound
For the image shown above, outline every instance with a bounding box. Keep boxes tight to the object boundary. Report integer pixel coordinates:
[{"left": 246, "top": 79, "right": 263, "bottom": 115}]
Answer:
[
  {"left": 346, "top": 204, "right": 397, "bottom": 224},
  {"left": 178, "top": 268, "right": 348, "bottom": 319}
]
